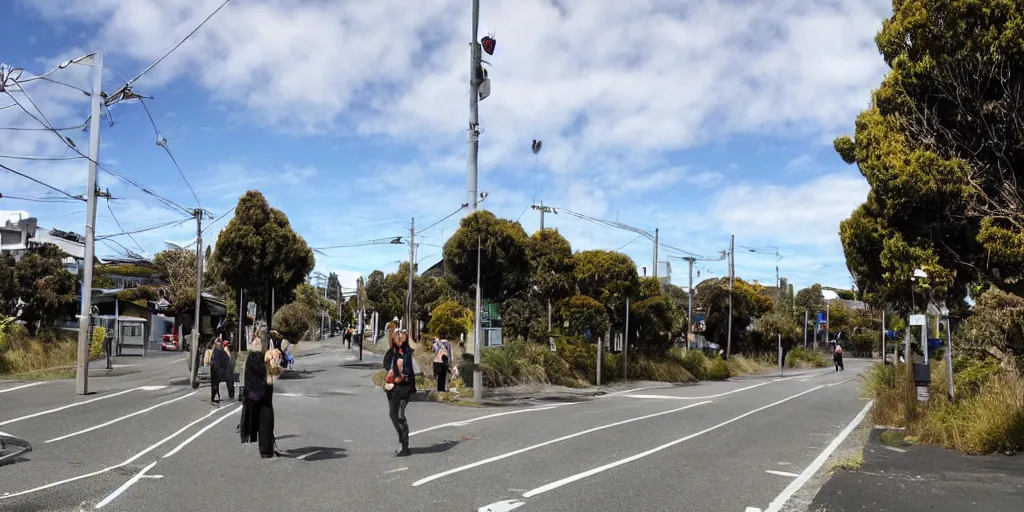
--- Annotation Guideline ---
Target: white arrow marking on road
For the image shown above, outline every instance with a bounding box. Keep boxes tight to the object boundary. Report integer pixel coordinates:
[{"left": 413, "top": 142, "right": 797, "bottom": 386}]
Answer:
[
  {"left": 384, "top": 467, "right": 408, "bottom": 474},
  {"left": 478, "top": 499, "right": 526, "bottom": 512},
  {"left": 0, "top": 387, "right": 141, "bottom": 427},
  {"left": 522, "top": 385, "right": 826, "bottom": 498},
  {"left": 46, "top": 391, "right": 198, "bottom": 443},
  {"left": 94, "top": 461, "right": 157, "bottom": 509},
  {"left": 0, "top": 382, "right": 47, "bottom": 394},
  {"left": 413, "top": 401, "right": 712, "bottom": 487},
  {"left": 765, "top": 470, "right": 800, "bottom": 478}
]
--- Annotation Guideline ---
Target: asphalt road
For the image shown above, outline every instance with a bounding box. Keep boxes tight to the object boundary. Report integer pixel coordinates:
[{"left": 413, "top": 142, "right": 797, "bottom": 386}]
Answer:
[{"left": 0, "top": 343, "right": 872, "bottom": 512}]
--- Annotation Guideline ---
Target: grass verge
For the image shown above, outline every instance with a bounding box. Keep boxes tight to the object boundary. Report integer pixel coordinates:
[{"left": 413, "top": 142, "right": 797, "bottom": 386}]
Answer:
[
  {"left": 830, "top": 452, "right": 864, "bottom": 474},
  {"left": 862, "top": 357, "right": 1024, "bottom": 455},
  {"left": 787, "top": 347, "right": 828, "bottom": 368}
]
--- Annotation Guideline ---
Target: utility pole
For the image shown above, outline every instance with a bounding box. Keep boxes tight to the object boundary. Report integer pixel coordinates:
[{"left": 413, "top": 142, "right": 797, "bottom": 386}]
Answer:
[
  {"left": 357, "top": 276, "right": 364, "bottom": 361},
  {"left": 683, "top": 257, "right": 695, "bottom": 349},
  {"left": 726, "top": 234, "right": 734, "bottom": 359},
  {"left": 189, "top": 208, "right": 204, "bottom": 389},
  {"left": 652, "top": 228, "right": 659, "bottom": 279},
  {"left": 881, "top": 310, "right": 886, "bottom": 361},
  {"left": 547, "top": 298, "right": 554, "bottom": 352},
  {"left": 75, "top": 51, "right": 103, "bottom": 396},
  {"left": 466, "top": 0, "right": 482, "bottom": 212},
  {"left": 473, "top": 234, "right": 483, "bottom": 402},
  {"left": 531, "top": 202, "right": 554, "bottom": 231},
  {"left": 624, "top": 296, "right": 630, "bottom": 380},
  {"left": 406, "top": 217, "right": 415, "bottom": 337}
]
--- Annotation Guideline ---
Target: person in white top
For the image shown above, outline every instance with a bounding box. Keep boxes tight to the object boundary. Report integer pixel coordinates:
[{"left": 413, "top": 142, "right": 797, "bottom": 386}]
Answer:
[{"left": 833, "top": 344, "right": 844, "bottom": 372}]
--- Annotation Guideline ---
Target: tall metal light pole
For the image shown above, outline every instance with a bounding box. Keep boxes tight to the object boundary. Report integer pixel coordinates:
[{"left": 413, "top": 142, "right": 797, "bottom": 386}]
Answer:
[
  {"left": 406, "top": 218, "right": 415, "bottom": 335},
  {"left": 466, "top": 0, "right": 482, "bottom": 212},
  {"left": 473, "top": 233, "right": 483, "bottom": 401},
  {"left": 189, "top": 208, "right": 204, "bottom": 389},
  {"left": 75, "top": 51, "right": 103, "bottom": 395},
  {"left": 726, "top": 235, "right": 734, "bottom": 359}
]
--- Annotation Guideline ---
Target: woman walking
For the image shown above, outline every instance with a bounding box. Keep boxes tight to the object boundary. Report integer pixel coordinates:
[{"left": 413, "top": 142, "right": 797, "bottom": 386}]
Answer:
[
  {"left": 240, "top": 336, "right": 280, "bottom": 458},
  {"left": 210, "top": 337, "right": 234, "bottom": 403},
  {"left": 433, "top": 337, "right": 453, "bottom": 392},
  {"left": 383, "top": 329, "right": 416, "bottom": 457}
]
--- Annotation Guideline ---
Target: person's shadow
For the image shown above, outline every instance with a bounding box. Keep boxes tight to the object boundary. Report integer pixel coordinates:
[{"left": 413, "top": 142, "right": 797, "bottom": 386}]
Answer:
[
  {"left": 410, "top": 440, "right": 460, "bottom": 455},
  {"left": 278, "top": 446, "right": 347, "bottom": 461}
]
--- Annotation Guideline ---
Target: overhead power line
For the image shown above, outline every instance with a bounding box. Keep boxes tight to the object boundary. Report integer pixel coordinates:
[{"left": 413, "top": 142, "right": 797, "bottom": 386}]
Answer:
[
  {"left": 95, "top": 217, "right": 193, "bottom": 240},
  {"left": 0, "top": 162, "right": 84, "bottom": 201},
  {"left": 106, "top": 200, "right": 146, "bottom": 254}
]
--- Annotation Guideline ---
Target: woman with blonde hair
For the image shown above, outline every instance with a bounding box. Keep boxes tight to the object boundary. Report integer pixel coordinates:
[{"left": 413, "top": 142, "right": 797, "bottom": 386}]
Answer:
[
  {"left": 239, "top": 334, "right": 282, "bottom": 458},
  {"left": 383, "top": 328, "right": 416, "bottom": 457}
]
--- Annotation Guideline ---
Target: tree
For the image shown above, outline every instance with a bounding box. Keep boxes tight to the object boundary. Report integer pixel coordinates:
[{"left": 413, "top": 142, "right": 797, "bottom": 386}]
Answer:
[
  {"left": 0, "top": 253, "right": 18, "bottom": 317},
  {"left": 794, "top": 284, "right": 825, "bottom": 315},
  {"left": 212, "top": 191, "right": 315, "bottom": 335},
  {"left": 833, "top": 0, "right": 1024, "bottom": 310},
  {"left": 556, "top": 295, "right": 609, "bottom": 338},
  {"left": 526, "top": 229, "right": 576, "bottom": 302},
  {"left": 443, "top": 210, "right": 531, "bottom": 302},
  {"left": 751, "top": 310, "right": 801, "bottom": 356},
  {"left": 500, "top": 297, "right": 548, "bottom": 343},
  {"left": 693, "top": 277, "right": 773, "bottom": 353},
  {"left": 327, "top": 272, "right": 342, "bottom": 301},
  {"left": 14, "top": 244, "right": 77, "bottom": 335},
  {"left": 273, "top": 302, "right": 312, "bottom": 343},
  {"left": 153, "top": 248, "right": 197, "bottom": 313},
  {"left": 426, "top": 299, "right": 473, "bottom": 341},
  {"left": 572, "top": 250, "right": 639, "bottom": 329}
]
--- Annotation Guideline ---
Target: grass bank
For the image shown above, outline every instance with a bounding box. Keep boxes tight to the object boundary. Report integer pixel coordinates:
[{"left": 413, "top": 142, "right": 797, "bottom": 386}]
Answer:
[
  {"left": 0, "top": 325, "right": 79, "bottom": 377},
  {"left": 862, "top": 357, "right": 1024, "bottom": 455},
  {"left": 787, "top": 347, "right": 829, "bottom": 368}
]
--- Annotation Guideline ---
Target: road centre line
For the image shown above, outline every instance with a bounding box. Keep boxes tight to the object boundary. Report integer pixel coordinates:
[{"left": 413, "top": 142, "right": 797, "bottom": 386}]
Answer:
[
  {"left": 0, "top": 387, "right": 141, "bottom": 427},
  {"left": 413, "top": 401, "right": 712, "bottom": 487},
  {"left": 162, "top": 404, "right": 241, "bottom": 458},
  {"left": 521, "top": 385, "right": 827, "bottom": 498},
  {"left": 763, "top": 400, "right": 874, "bottom": 512},
  {"left": 410, "top": 405, "right": 562, "bottom": 437},
  {"left": 93, "top": 461, "right": 158, "bottom": 509},
  {"left": 46, "top": 391, "right": 199, "bottom": 443},
  {"left": 623, "top": 381, "right": 774, "bottom": 400},
  {"left": 0, "top": 382, "right": 47, "bottom": 394},
  {"left": 765, "top": 470, "right": 799, "bottom": 478},
  {"left": 0, "top": 405, "right": 232, "bottom": 501}
]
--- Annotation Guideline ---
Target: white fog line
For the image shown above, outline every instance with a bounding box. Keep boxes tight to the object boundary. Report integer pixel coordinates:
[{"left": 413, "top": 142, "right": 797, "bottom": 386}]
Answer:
[
  {"left": 384, "top": 467, "right": 408, "bottom": 474},
  {"left": 94, "top": 461, "right": 157, "bottom": 509},
  {"left": 522, "top": 385, "right": 826, "bottom": 498},
  {"left": 0, "top": 382, "right": 47, "bottom": 394},
  {"left": 410, "top": 405, "right": 560, "bottom": 437},
  {"left": 826, "top": 378, "right": 856, "bottom": 388},
  {"left": 762, "top": 401, "right": 874, "bottom": 512},
  {"left": 0, "top": 387, "right": 140, "bottom": 427},
  {"left": 0, "top": 406, "right": 227, "bottom": 501},
  {"left": 765, "top": 470, "right": 799, "bottom": 478},
  {"left": 599, "top": 386, "right": 662, "bottom": 398},
  {"left": 46, "top": 391, "right": 199, "bottom": 443},
  {"left": 413, "top": 401, "right": 712, "bottom": 487},
  {"left": 162, "top": 405, "right": 241, "bottom": 458},
  {"left": 624, "top": 380, "right": 774, "bottom": 401},
  {"left": 296, "top": 450, "right": 323, "bottom": 460}
]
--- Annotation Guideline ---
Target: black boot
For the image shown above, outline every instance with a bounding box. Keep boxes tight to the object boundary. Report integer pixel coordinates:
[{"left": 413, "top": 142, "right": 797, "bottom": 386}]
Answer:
[{"left": 396, "top": 429, "right": 411, "bottom": 457}]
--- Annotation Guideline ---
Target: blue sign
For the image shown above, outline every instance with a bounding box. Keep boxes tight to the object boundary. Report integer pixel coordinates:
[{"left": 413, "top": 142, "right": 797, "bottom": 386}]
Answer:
[
  {"left": 928, "top": 338, "right": 944, "bottom": 350},
  {"left": 584, "top": 329, "right": 592, "bottom": 339},
  {"left": 886, "top": 330, "right": 899, "bottom": 339},
  {"left": 817, "top": 312, "right": 826, "bottom": 324}
]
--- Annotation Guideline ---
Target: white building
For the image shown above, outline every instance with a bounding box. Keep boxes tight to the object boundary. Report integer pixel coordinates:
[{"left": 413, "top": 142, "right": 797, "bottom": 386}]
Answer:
[{"left": 0, "top": 214, "right": 87, "bottom": 272}]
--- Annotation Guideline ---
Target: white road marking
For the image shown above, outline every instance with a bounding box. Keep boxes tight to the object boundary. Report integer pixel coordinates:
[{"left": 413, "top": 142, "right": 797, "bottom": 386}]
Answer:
[
  {"left": 139, "top": 385, "right": 168, "bottom": 391},
  {"left": 162, "top": 405, "right": 241, "bottom": 458},
  {"left": 0, "top": 387, "right": 141, "bottom": 427},
  {"left": 93, "top": 461, "right": 157, "bottom": 509},
  {"left": 410, "top": 405, "right": 561, "bottom": 437},
  {"left": 413, "top": 401, "right": 712, "bottom": 487},
  {"left": 521, "top": 385, "right": 826, "bottom": 498},
  {"left": 0, "top": 405, "right": 228, "bottom": 501},
  {"left": 765, "top": 470, "right": 800, "bottom": 478},
  {"left": 0, "top": 382, "right": 47, "bottom": 394},
  {"left": 623, "top": 381, "right": 774, "bottom": 400},
  {"left": 164, "top": 357, "right": 186, "bottom": 366},
  {"left": 141, "top": 475, "right": 163, "bottom": 479},
  {"left": 745, "top": 508, "right": 763, "bottom": 512},
  {"left": 882, "top": 445, "right": 907, "bottom": 453},
  {"left": 825, "top": 378, "right": 855, "bottom": 387},
  {"left": 599, "top": 386, "right": 662, "bottom": 397},
  {"left": 478, "top": 499, "right": 526, "bottom": 511},
  {"left": 384, "top": 467, "right": 408, "bottom": 474},
  {"left": 296, "top": 450, "right": 323, "bottom": 460},
  {"left": 46, "top": 391, "right": 199, "bottom": 443},
  {"left": 762, "top": 400, "right": 874, "bottom": 512}
]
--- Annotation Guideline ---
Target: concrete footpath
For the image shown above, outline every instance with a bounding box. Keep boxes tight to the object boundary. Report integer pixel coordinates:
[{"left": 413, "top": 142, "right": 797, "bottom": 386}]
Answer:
[{"left": 808, "top": 427, "right": 1024, "bottom": 511}]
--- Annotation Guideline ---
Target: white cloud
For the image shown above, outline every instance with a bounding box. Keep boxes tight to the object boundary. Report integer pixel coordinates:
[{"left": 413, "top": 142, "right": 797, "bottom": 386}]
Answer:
[{"left": 710, "top": 172, "right": 869, "bottom": 246}]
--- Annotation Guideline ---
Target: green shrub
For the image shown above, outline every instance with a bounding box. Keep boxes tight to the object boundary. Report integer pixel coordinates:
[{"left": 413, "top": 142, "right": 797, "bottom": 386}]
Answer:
[
  {"left": 427, "top": 300, "right": 473, "bottom": 342},
  {"left": 787, "top": 347, "right": 827, "bottom": 368},
  {"left": 90, "top": 326, "right": 107, "bottom": 359},
  {"left": 673, "top": 349, "right": 730, "bottom": 380}
]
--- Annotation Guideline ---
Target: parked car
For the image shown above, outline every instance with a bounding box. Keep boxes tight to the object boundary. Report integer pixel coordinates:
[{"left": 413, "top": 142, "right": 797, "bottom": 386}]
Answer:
[{"left": 161, "top": 334, "right": 186, "bottom": 351}]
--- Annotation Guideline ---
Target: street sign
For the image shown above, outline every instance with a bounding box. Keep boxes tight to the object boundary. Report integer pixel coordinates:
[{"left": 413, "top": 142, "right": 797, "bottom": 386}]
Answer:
[
  {"left": 910, "top": 314, "right": 926, "bottom": 326},
  {"left": 817, "top": 312, "right": 826, "bottom": 324}
]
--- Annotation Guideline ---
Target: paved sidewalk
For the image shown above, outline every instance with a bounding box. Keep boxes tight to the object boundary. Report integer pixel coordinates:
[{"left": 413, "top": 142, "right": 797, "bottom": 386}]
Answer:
[{"left": 808, "top": 428, "right": 1024, "bottom": 511}]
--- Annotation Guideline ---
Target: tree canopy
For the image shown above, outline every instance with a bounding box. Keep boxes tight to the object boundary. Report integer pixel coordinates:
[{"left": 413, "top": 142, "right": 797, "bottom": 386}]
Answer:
[
  {"left": 443, "top": 210, "right": 531, "bottom": 302},
  {"left": 12, "top": 245, "right": 77, "bottom": 335},
  {"left": 572, "top": 249, "right": 639, "bottom": 329},
  {"left": 153, "top": 247, "right": 197, "bottom": 313},
  {"left": 212, "top": 191, "right": 314, "bottom": 332},
  {"left": 835, "top": 0, "right": 1024, "bottom": 311}
]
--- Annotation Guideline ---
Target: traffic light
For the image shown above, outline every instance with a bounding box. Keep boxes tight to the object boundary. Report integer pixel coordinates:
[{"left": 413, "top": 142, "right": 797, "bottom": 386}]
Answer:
[{"left": 481, "top": 35, "right": 496, "bottom": 55}]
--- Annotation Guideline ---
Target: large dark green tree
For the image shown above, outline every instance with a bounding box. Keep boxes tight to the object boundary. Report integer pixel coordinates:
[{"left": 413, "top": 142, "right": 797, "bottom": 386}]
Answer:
[
  {"left": 15, "top": 245, "right": 77, "bottom": 335},
  {"left": 834, "top": 0, "right": 1024, "bottom": 311},
  {"left": 693, "top": 277, "right": 773, "bottom": 353},
  {"left": 572, "top": 250, "right": 639, "bottom": 330},
  {"left": 0, "top": 253, "right": 18, "bottom": 317},
  {"left": 212, "top": 191, "right": 315, "bottom": 336},
  {"left": 443, "top": 210, "right": 531, "bottom": 302}
]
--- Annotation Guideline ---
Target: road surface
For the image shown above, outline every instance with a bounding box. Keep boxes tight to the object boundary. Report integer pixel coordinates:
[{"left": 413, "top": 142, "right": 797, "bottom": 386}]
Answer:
[{"left": 0, "top": 344, "right": 871, "bottom": 512}]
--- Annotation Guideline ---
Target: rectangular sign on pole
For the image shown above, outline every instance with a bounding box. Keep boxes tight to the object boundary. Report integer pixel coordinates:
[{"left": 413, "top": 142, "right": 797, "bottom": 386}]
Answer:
[{"left": 909, "top": 314, "right": 926, "bottom": 326}]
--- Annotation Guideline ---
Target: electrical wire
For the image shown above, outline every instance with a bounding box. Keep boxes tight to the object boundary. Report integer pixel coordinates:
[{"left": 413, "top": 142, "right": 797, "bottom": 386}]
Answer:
[
  {"left": 0, "top": 122, "right": 87, "bottom": 131},
  {"left": 417, "top": 203, "right": 469, "bottom": 235},
  {"left": 201, "top": 205, "right": 235, "bottom": 235},
  {"left": 106, "top": 200, "right": 146, "bottom": 253},
  {"left": 0, "top": 154, "right": 82, "bottom": 161},
  {"left": 0, "top": 163, "right": 84, "bottom": 200},
  {"left": 96, "top": 216, "right": 193, "bottom": 240},
  {"left": 615, "top": 235, "right": 642, "bottom": 251},
  {"left": 0, "top": 194, "right": 81, "bottom": 204},
  {"left": 136, "top": 97, "right": 201, "bottom": 208},
  {"left": 312, "top": 237, "right": 405, "bottom": 251}
]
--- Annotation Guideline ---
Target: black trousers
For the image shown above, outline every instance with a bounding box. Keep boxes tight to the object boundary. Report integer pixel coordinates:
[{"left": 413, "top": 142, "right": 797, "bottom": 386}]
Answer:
[
  {"left": 433, "top": 362, "right": 449, "bottom": 392},
  {"left": 834, "top": 354, "right": 844, "bottom": 371},
  {"left": 387, "top": 387, "right": 411, "bottom": 448},
  {"left": 210, "top": 370, "right": 235, "bottom": 401}
]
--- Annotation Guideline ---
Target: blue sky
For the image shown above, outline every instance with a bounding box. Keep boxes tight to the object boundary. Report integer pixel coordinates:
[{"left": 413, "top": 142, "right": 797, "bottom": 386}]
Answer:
[{"left": 0, "top": 0, "right": 892, "bottom": 293}]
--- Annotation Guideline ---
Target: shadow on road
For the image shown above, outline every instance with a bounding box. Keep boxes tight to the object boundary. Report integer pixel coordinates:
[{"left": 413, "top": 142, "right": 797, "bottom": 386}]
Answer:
[
  {"left": 279, "top": 446, "right": 347, "bottom": 461},
  {"left": 410, "top": 440, "right": 460, "bottom": 455},
  {"left": 279, "top": 369, "right": 323, "bottom": 381}
]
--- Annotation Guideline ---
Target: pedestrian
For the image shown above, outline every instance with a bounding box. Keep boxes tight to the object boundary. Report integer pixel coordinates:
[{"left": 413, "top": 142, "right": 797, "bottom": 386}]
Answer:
[
  {"left": 210, "top": 336, "right": 233, "bottom": 404},
  {"left": 433, "top": 337, "right": 453, "bottom": 392},
  {"left": 240, "top": 335, "right": 280, "bottom": 458},
  {"left": 383, "top": 328, "right": 416, "bottom": 457},
  {"left": 344, "top": 327, "right": 352, "bottom": 349},
  {"left": 833, "top": 344, "right": 844, "bottom": 372}
]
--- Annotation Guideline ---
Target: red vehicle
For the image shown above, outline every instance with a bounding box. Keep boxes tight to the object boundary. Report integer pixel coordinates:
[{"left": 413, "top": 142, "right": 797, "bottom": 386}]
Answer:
[{"left": 161, "top": 333, "right": 183, "bottom": 351}]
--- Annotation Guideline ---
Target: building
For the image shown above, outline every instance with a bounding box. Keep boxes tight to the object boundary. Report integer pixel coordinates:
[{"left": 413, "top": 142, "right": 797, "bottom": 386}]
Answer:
[{"left": 0, "top": 214, "right": 88, "bottom": 272}]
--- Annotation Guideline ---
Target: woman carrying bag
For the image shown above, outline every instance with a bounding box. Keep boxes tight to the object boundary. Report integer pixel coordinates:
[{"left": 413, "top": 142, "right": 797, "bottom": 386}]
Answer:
[
  {"left": 240, "top": 336, "right": 283, "bottom": 458},
  {"left": 383, "top": 329, "right": 416, "bottom": 457}
]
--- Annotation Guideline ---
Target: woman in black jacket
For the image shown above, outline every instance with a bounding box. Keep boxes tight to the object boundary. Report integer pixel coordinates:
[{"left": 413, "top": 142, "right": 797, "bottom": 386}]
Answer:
[
  {"left": 210, "top": 338, "right": 233, "bottom": 403},
  {"left": 383, "top": 329, "right": 416, "bottom": 457},
  {"left": 239, "top": 337, "right": 276, "bottom": 458}
]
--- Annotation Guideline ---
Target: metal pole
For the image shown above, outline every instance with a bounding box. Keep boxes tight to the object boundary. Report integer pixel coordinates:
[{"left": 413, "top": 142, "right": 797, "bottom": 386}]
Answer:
[
  {"left": 466, "top": 0, "right": 481, "bottom": 212},
  {"left": 597, "top": 332, "right": 604, "bottom": 386},
  {"left": 803, "top": 310, "right": 808, "bottom": 348},
  {"left": 686, "top": 258, "right": 693, "bottom": 350},
  {"left": 624, "top": 296, "right": 630, "bottom": 380},
  {"left": 726, "top": 234, "right": 734, "bottom": 359},
  {"left": 237, "top": 288, "right": 244, "bottom": 401},
  {"left": 881, "top": 310, "right": 886, "bottom": 362},
  {"left": 357, "top": 276, "right": 364, "bottom": 361},
  {"left": 547, "top": 298, "right": 554, "bottom": 352},
  {"left": 778, "top": 333, "right": 783, "bottom": 377},
  {"left": 189, "top": 209, "right": 203, "bottom": 389},
  {"left": 473, "top": 234, "right": 483, "bottom": 401},
  {"left": 944, "top": 315, "right": 954, "bottom": 401},
  {"left": 75, "top": 51, "right": 103, "bottom": 396},
  {"left": 652, "top": 228, "right": 659, "bottom": 279},
  {"left": 407, "top": 218, "right": 415, "bottom": 333}
]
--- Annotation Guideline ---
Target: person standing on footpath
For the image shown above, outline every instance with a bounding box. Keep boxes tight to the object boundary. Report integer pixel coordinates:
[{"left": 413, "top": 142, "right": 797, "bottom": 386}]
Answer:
[
  {"left": 383, "top": 329, "right": 416, "bottom": 457},
  {"left": 432, "top": 337, "right": 453, "bottom": 392}
]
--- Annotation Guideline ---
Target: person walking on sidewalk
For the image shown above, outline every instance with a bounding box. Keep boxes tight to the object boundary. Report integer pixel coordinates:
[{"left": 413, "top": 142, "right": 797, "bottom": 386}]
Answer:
[
  {"left": 833, "top": 344, "right": 844, "bottom": 372},
  {"left": 433, "top": 337, "right": 453, "bottom": 392},
  {"left": 383, "top": 329, "right": 416, "bottom": 457},
  {"left": 210, "top": 336, "right": 234, "bottom": 403}
]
